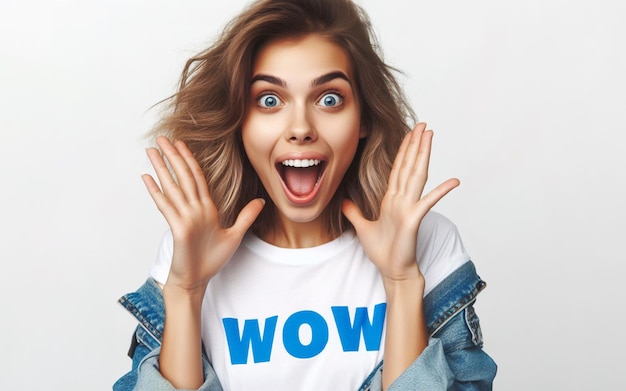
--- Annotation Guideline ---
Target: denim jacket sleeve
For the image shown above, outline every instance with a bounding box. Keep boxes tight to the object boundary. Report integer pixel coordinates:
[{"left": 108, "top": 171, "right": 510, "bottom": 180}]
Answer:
[
  {"left": 132, "top": 347, "right": 223, "bottom": 391},
  {"left": 358, "top": 261, "right": 497, "bottom": 391},
  {"left": 112, "top": 277, "right": 224, "bottom": 391},
  {"left": 114, "top": 261, "right": 496, "bottom": 391}
]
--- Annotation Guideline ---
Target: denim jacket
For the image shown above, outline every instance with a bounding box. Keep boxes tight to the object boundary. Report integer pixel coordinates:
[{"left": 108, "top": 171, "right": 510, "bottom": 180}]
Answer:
[{"left": 114, "top": 261, "right": 496, "bottom": 390}]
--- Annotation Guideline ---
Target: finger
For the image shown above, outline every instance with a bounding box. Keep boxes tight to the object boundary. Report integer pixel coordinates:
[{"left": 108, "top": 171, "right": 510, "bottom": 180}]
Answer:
[
  {"left": 174, "top": 140, "right": 212, "bottom": 202},
  {"left": 146, "top": 146, "right": 188, "bottom": 206},
  {"left": 414, "top": 178, "right": 460, "bottom": 216},
  {"left": 229, "top": 198, "right": 266, "bottom": 237},
  {"left": 156, "top": 136, "right": 200, "bottom": 202},
  {"left": 387, "top": 131, "right": 412, "bottom": 194},
  {"left": 405, "top": 129, "right": 433, "bottom": 202},
  {"left": 415, "top": 129, "right": 433, "bottom": 176},
  {"left": 396, "top": 123, "right": 426, "bottom": 195},
  {"left": 141, "top": 173, "right": 181, "bottom": 222}
]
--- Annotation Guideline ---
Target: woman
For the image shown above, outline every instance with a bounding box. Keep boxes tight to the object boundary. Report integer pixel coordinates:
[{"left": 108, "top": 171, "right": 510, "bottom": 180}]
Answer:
[{"left": 115, "top": 0, "right": 497, "bottom": 389}]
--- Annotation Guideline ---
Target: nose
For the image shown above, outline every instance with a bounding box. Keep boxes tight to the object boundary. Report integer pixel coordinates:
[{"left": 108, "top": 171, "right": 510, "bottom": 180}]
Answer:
[{"left": 285, "top": 103, "right": 317, "bottom": 143}]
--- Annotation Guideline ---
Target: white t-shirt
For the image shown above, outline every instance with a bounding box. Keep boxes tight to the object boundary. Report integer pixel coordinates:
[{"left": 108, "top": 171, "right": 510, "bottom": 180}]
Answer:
[{"left": 150, "top": 211, "right": 469, "bottom": 391}]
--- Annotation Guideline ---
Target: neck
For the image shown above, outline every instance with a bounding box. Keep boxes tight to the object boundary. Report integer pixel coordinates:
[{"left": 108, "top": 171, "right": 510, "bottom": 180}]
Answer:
[{"left": 258, "top": 212, "right": 335, "bottom": 249}]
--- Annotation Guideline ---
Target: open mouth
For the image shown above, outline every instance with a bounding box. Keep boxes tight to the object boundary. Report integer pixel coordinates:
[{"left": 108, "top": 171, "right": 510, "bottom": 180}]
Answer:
[{"left": 276, "top": 159, "right": 326, "bottom": 198}]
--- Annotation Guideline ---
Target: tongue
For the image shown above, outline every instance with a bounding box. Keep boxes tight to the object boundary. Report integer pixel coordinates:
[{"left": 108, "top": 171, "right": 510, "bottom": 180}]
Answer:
[{"left": 283, "top": 166, "right": 319, "bottom": 196}]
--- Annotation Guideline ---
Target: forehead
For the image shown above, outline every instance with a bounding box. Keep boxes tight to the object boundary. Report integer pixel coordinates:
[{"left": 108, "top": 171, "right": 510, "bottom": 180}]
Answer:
[{"left": 252, "top": 35, "right": 353, "bottom": 79}]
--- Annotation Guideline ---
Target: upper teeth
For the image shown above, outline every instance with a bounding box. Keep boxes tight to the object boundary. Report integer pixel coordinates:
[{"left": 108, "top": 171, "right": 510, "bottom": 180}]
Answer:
[{"left": 282, "top": 159, "right": 321, "bottom": 168}]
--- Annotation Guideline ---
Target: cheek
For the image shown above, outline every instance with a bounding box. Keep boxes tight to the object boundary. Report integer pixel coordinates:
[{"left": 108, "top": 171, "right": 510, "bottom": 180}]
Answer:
[
  {"left": 242, "top": 115, "right": 273, "bottom": 162},
  {"left": 326, "top": 114, "right": 361, "bottom": 155}
]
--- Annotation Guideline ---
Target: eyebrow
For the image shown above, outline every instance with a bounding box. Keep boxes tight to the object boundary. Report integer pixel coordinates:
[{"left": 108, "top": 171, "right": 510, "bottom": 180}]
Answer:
[
  {"left": 250, "top": 74, "right": 286, "bottom": 87},
  {"left": 250, "top": 71, "right": 351, "bottom": 88},
  {"left": 311, "top": 71, "right": 351, "bottom": 87}
]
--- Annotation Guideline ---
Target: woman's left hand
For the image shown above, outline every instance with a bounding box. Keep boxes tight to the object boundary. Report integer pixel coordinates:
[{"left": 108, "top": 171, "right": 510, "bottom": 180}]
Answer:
[{"left": 342, "top": 122, "right": 460, "bottom": 283}]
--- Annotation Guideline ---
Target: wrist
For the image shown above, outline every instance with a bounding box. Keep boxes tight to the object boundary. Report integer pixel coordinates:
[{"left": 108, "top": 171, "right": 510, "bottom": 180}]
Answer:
[
  {"left": 381, "top": 264, "right": 425, "bottom": 295},
  {"left": 383, "top": 274, "right": 425, "bottom": 301},
  {"left": 163, "top": 282, "right": 207, "bottom": 307}
]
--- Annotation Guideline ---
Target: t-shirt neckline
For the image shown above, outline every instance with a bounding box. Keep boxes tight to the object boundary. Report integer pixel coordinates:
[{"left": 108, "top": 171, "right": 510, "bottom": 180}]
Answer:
[{"left": 242, "top": 230, "right": 358, "bottom": 266}]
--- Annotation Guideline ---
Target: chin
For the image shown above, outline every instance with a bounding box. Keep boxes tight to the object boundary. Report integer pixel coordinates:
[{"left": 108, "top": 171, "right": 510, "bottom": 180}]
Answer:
[{"left": 279, "top": 203, "right": 328, "bottom": 224}]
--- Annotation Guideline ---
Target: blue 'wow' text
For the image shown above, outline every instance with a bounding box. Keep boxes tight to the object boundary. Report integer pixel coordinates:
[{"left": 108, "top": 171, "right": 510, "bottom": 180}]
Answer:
[{"left": 222, "top": 303, "right": 387, "bottom": 365}]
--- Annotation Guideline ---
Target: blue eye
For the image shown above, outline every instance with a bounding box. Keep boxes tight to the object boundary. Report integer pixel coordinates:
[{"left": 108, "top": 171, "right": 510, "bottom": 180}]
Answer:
[
  {"left": 258, "top": 94, "right": 282, "bottom": 108},
  {"left": 318, "top": 93, "right": 343, "bottom": 107}
]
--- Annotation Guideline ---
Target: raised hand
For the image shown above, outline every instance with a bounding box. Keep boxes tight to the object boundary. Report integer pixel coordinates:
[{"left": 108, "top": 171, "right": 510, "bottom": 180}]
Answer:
[
  {"left": 142, "top": 136, "right": 265, "bottom": 293},
  {"left": 342, "top": 123, "right": 459, "bottom": 282}
]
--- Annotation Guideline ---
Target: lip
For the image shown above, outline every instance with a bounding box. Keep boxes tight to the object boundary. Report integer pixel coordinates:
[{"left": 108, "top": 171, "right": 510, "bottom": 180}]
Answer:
[{"left": 275, "top": 152, "right": 328, "bottom": 205}]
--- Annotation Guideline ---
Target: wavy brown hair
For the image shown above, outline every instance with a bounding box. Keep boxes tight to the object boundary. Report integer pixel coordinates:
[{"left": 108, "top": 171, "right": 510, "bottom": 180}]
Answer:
[{"left": 152, "top": 0, "right": 415, "bottom": 236}]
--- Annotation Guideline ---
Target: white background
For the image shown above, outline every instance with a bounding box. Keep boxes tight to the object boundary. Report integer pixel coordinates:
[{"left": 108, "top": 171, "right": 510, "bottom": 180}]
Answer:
[{"left": 1, "top": 0, "right": 624, "bottom": 389}]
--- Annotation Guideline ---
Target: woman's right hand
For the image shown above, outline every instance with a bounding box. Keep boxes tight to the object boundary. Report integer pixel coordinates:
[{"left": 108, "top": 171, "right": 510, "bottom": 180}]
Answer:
[{"left": 142, "top": 136, "right": 265, "bottom": 294}]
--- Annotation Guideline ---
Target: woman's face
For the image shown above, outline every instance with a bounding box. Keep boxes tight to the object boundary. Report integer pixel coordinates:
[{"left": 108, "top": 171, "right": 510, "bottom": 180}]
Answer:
[{"left": 242, "top": 34, "right": 364, "bottom": 234}]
